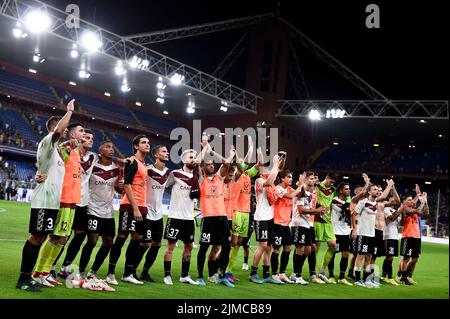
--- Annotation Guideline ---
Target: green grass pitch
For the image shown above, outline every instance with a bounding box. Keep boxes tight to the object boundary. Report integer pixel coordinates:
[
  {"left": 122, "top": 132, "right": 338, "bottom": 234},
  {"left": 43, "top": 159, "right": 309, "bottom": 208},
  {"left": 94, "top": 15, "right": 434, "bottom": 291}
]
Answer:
[{"left": 0, "top": 200, "right": 448, "bottom": 299}]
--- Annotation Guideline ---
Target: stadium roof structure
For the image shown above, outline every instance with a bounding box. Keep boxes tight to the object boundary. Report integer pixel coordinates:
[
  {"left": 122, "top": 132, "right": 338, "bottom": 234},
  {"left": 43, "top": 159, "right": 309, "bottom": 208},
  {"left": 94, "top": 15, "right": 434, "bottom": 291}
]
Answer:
[{"left": 0, "top": 0, "right": 261, "bottom": 118}]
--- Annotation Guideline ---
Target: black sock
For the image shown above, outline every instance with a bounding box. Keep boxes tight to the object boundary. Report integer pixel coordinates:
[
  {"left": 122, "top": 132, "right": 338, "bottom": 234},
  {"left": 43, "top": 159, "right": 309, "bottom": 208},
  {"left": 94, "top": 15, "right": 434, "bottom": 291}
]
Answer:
[
  {"left": 164, "top": 260, "right": 171, "bottom": 277},
  {"left": 355, "top": 270, "right": 361, "bottom": 281},
  {"left": 207, "top": 260, "right": 215, "bottom": 278},
  {"left": 401, "top": 270, "right": 408, "bottom": 279},
  {"left": 270, "top": 252, "right": 279, "bottom": 275},
  {"left": 18, "top": 240, "right": 41, "bottom": 283},
  {"left": 134, "top": 245, "right": 148, "bottom": 272},
  {"left": 181, "top": 259, "right": 190, "bottom": 278},
  {"left": 386, "top": 260, "right": 393, "bottom": 279},
  {"left": 244, "top": 256, "right": 249, "bottom": 264},
  {"left": 299, "top": 254, "right": 307, "bottom": 277},
  {"left": 79, "top": 241, "right": 95, "bottom": 273},
  {"left": 123, "top": 239, "right": 141, "bottom": 277},
  {"left": 143, "top": 245, "right": 161, "bottom": 273},
  {"left": 197, "top": 244, "right": 209, "bottom": 279},
  {"left": 293, "top": 253, "right": 300, "bottom": 276},
  {"left": 250, "top": 266, "right": 258, "bottom": 276},
  {"left": 339, "top": 257, "right": 348, "bottom": 280},
  {"left": 328, "top": 252, "right": 336, "bottom": 278},
  {"left": 280, "top": 251, "right": 290, "bottom": 274},
  {"left": 62, "top": 233, "right": 86, "bottom": 267},
  {"left": 382, "top": 259, "right": 388, "bottom": 278},
  {"left": 363, "top": 270, "right": 370, "bottom": 281},
  {"left": 108, "top": 236, "right": 126, "bottom": 275},
  {"left": 92, "top": 245, "right": 111, "bottom": 272},
  {"left": 308, "top": 252, "right": 316, "bottom": 276},
  {"left": 262, "top": 265, "right": 270, "bottom": 279},
  {"left": 219, "top": 244, "right": 231, "bottom": 274}
]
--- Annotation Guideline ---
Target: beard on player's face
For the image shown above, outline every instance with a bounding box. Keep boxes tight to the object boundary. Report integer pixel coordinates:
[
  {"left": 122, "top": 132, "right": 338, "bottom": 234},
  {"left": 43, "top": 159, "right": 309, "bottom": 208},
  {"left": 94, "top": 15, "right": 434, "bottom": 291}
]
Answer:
[{"left": 185, "top": 162, "right": 196, "bottom": 169}]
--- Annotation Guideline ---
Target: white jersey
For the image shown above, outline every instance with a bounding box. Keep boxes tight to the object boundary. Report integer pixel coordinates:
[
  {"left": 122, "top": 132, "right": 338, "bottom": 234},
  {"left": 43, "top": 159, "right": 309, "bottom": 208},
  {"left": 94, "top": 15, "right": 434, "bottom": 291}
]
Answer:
[
  {"left": 167, "top": 169, "right": 195, "bottom": 220},
  {"left": 79, "top": 151, "right": 98, "bottom": 207},
  {"left": 291, "top": 190, "right": 312, "bottom": 228},
  {"left": 254, "top": 177, "right": 274, "bottom": 221},
  {"left": 354, "top": 198, "right": 377, "bottom": 237},
  {"left": 87, "top": 162, "right": 120, "bottom": 219},
  {"left": 146, "top": 165, "right": 170, "bottom": 221},
  {"left": 331, "top": 197, "right": 352, "bottom": 235},
  {"left": 31, "top": 133, "right": 65, "bottom": 210},
  {"left": 383, "top": 207, "right": 401, "bottom": 240}
]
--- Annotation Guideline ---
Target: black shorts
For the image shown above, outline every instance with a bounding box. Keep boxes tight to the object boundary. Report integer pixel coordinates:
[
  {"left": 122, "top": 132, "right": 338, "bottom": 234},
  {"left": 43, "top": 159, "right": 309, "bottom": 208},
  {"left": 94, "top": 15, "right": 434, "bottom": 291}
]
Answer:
[
  {"left": 28, "top": 208, "right": 58, "bottom": 234},
  {"left": 86, "top": 215, "right": 115, "bottom": 237},
  {"left": 400, "top": 237, "right": 421, "bottom": 258},
  {"left": 72, "top": 206, "right": 88, "bottom": 231},
  {"left": 164, "top": 218, "right": 195, "bottom": 243},
  {"left": 200, "top": 216, "right": 231, "bottom": 245},
  {"left": 335, "top": 234, "right": 351, "bottom": 252},
  {"left": 242, "top": 214, "right": 255, "bottom": 247},
  {"left": 356, "top": 235, "right": 374, "bottom": 255},
  {"left": 255, "top": 219, "right": 275, "bottom": 244},
  {"left": 291, "top": 226, "right": 312, "bottom": 246},
  {"left": 384, "top": 239, "right": 399, "bottom": 257},
  {"left": 310, "top": 226, "right": 316, "bottom": 244},
  {"left": 118, "top": 210, "right": 144, "bottom": 235},
  {"left": 142, "top": 218, "right": 164, "bottom": 243},
  {"left": 373, "top": 229, "right": 385, "bottom": 257},
  {"left": 273, "top": 224, "right": 292, "bottom": 247}
]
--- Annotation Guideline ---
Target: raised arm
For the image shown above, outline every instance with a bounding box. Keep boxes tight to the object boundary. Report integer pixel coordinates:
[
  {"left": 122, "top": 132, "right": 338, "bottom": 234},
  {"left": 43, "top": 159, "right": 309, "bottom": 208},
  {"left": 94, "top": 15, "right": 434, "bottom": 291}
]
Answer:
[
  {"left": 283, "top": 172, "right": 306, "bottom": 199},
  {"left": 262, "top": 155, "right": 281, "bottom": 187},
  {"left": 376, "top": 179, "right": 394, "bottom": 202},
  {"left": 52, "top": 99, "right": 75, "bottom": 143},
  {"left": 351, "top": 173, "right": 370, "bottom": 203}
]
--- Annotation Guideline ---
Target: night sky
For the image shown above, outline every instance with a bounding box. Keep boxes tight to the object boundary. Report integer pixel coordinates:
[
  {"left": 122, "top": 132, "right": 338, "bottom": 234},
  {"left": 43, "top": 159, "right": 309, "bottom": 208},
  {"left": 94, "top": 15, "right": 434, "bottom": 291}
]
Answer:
[{"left": 43, "top": 0, "right": 448, "bottom": 100}]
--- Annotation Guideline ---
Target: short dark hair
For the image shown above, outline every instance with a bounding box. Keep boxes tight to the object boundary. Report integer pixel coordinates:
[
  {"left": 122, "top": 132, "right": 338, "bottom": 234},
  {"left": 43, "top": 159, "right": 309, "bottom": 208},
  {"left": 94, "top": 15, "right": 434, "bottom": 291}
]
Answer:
[
  {"left": 132, "top": 134, "right": 148, "bottom": 154},
  {"left": 45, "top": 116, "right": 61, "bottom": 132},
  {"left": 402, "top": 192, "right": 414, "bottom": 201},
  {"left": 305, "top": 171, "right": 315, "bottom": 178},
  {"left": 99, "top": 139, "right": 113, "bottom": 149},
  {"left": 326, "top": 172, "right": 339, "bottom": 181},
  {"left": 337, "top": 182, "right": 350, "bottom": 194},
  {"left": 354, "top": 184, "right": 362, "bottom": 189},
  {"left": 84, "top": 129, "right": 94, "bottom": 136},
  {"left": 67, "top": 123, "right": 83, "bottom": 135},
  {"left": 152, "top": 144, "right": 167, "bottom": 157},
  {"left": 279, "top": 169, "right": 293, "bottom": 179}
]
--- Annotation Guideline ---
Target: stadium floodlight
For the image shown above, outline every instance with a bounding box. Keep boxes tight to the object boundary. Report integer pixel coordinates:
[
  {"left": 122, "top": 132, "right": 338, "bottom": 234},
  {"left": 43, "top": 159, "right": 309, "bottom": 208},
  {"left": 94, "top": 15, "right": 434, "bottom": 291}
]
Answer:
[
  {"left": 220, "top": 106, "right": 228, "bottom": 112},
  {"left": 156, "top": 82, "right": 166, "bottom": 89},
  {"left": 326, "top": 110, "right": 331, "bottom": 118},
  {"left": 187, "top": 107, "right": 195, "bottom": 114},
  {"left": 28, "top": 68, "right": 37, "bottom": 74},
  {"left": 135, "top": 102, "right": 142, "bottom": 106},
  {"left": 69, "top": 81, "right": 76, "bottom": 86},
  {"left": 343, "top": 176, "right": 349, "bottom": 179},
  {"left": 128, "top": 56, "right": 148, "bottom": 70},
  {"left": 78, "top": 70, "right": 91, "bottom": 79},
  {"left": 332, "top": 142, "right": 339, "bottom": 145},
  {"left": 170, "top": 73, "right": 184, "bottom": 86},
  {"left": 33, "top": 53, "right": 45, "bottom": 63},
  {"left": 121, "top": 83, "right": 131, "bottom": 92},
  {"left": 373, "top": 143, "right": 380, "bottom": 147},
  {"left": 163, "top": 110, "right": 169, "bottom": 115},
  {"left": 24, "top": 10, "right": 51, "bottom": 34},
  {"left": 438, "top": 134, "right": 443, "bottom": 138},
  {"left": 12, "top": 24, "right": 27, "bottom": 38},
  {"left": 156, "top": 97, "right": 165, "bottom": 104},
  {"left": 221, "top": 100, "right": 228, "bottom": 106},
  {"left": 425, "top": 181, "right": 431, "bottom": 185},
  {"left": 114, "top": 61, "right": 126, "bottom": 76},
  {"left": 80, "top": 31, "right": 102, "bottom": 52},
  {"left": 104, "top": 92, "right": 111, "bottom": 97},
  {"left": 129, "top": 56, "right": 139, "bottom": 69},
  {"left": 70, "top": 49, "right": 79, "bottom": 58},
  {"left": 308, "top": 109, "right": 321, "bottom": 121}
]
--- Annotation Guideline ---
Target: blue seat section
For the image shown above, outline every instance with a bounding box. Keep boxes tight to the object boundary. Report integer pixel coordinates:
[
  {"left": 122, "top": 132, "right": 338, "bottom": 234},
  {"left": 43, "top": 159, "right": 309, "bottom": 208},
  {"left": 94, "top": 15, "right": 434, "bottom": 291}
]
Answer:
[
  {"left": 0, "top": 108, "right": 40, "bottom": 146},
  {"left": 132, "top": 109, "right": 178, "bottom": 134},
  {"left": 0, "top": 70, "right": 56, "bottom": 105},
  {"left": 7, "top": 159, "right": 36, "bottom": 181},
  {"left": 314, "top": 144, "right": 448, "bottom": 174},
  {"left": 60, "top": 89, "right": 136, "bottom": 126}
]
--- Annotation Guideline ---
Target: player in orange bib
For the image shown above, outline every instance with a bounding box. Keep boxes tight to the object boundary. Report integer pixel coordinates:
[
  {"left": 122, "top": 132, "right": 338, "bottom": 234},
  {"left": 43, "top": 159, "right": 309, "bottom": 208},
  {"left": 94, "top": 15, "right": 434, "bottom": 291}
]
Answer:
[
  {"left": 399, "top": 191, "right": 429, "bottom": 285},
  {"left": 106, "top": 134, "right": 150, "bottom": 286},
  {"left": 270, "top": 169, "right": 305, "bottom": 284},
  {"left": 33, "top": 121, "right": 85, "bottom": 286},
  {"left": 196, "top": 142, "right": 235, "bottom": 287}
]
